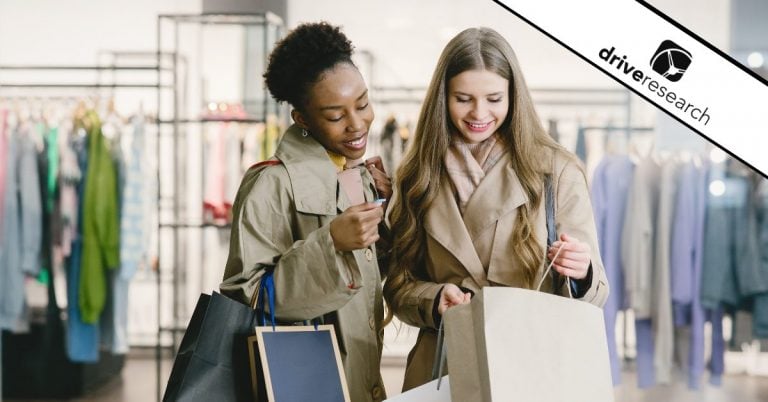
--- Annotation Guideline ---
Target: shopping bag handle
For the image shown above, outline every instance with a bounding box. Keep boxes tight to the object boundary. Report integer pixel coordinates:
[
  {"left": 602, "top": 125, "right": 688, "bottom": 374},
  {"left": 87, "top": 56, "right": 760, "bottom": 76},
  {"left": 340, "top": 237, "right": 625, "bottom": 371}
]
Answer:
[
  {"left": 256, "top": 269, "right": 277, "bottom": 330},
  {"left": 536, "top": 244, "right": 571, "bottom": 297},
  {"left": 255, "top": 268, "right": 321, "bottom": 331},
  {"left": 431, "top": 318, "right": 448, "bottom": 389}
]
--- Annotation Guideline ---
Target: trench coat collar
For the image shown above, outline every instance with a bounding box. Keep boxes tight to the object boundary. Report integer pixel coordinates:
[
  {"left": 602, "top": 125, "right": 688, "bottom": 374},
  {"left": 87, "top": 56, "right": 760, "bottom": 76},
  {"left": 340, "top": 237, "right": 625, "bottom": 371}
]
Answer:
[
  {"left": 462, "top": 152, "right": 529, "bottom": 237},
  {"left": 425, "top": 152, "right": 529, "bottom": 286},
  {"left": 275, "top": 124, "right": 339, "bottom": 215}
]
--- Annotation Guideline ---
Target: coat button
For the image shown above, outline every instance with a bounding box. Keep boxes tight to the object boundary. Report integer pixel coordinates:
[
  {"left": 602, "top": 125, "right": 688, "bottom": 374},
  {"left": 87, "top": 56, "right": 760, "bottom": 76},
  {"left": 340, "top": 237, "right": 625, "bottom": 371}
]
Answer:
[
  {"left": 372, "top": 385, "right": 384, "bottom": 400},
  {"left": 365, "top": 248, "right": 373, "bottom": 261}
]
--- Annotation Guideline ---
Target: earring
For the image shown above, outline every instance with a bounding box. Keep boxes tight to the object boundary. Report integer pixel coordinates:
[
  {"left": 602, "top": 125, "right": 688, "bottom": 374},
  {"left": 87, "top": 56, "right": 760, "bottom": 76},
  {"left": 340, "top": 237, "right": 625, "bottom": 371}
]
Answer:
[{"left": 301, "top": 128, "right": 309, "bottom": 137}]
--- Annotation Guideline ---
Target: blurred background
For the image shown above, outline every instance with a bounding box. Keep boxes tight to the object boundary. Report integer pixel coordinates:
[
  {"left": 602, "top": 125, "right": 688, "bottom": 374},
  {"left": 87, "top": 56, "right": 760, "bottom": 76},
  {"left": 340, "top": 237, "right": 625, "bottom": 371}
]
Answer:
[{"left": 0, "top": 0, "right": 766, "bottom": 401}]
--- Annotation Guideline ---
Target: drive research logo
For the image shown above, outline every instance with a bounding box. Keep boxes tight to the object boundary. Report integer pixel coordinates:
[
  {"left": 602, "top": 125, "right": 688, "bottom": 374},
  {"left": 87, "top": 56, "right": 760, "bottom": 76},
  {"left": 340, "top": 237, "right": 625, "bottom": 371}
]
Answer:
[
  {"left": 598, "top": 44, "right": 711, "bottom": 126},
  {"left": 650, "top": 40, "right": 692, "bottom": 82}
]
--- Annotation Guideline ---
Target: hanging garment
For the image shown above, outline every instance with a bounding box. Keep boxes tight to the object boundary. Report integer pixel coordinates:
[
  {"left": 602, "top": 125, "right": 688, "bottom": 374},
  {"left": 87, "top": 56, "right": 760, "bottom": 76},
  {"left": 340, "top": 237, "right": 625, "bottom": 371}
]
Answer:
[
  {"left": 622, "top": 156, "right": 661, "bottom": 319},
  {"left": 203, "top": 123, "right": 227, "bottom": 221},
  {"left": 54, "top": 124, "right": 81, "bottom": 311},
  {"left": 671, "top": 160, "right": 724, "bottom": 388},
  {"left": 699, "top": 164, "right": 741, "bottom": 308},
  {"left": 66, "top": 129, "right": 99, "bottom": 362},
  {"left": 0, "top": 109, "right": 8, "bottom": 241},
  {"left": 0, "top": 124, "right": 43, "bottom": 331},
  {"left": 79, "top": 112, "right": 120, "bottom": 324},
  {"left": 263, "top": 118, "right": 279, "bottom": 161},
  {"left": 734, "top": 176, "right": 768, "bottom": 298},
  {"left": 99, "top": 115, "right": 126, "bottom": 354},
  {"left": 45, "top": 128, "right": 59, "bottom": 213},
  {"left": 35, "top": 125, "right": 56, "bottom": 289},
  {"left": 653, "top": 158, "right": 681, "bottom": 384},
  {"left": 0, "top": 108, "right": 4, "bottom": 402},
  {"left": 574, "top": 126, "right": 586, "bottom": 162},
  {"left": 379, "top": 118, "right": 397, "bottom": 174},
  {"left": 590, "top": 154, "right": 633, "bottom": 386},
  {"left": 224, "top": 122, "right": 242, "bottom": 212},
  {"left": 58, "top": 124, "right": 80, "bottom": 259},
  {"left": 756, "top": 181, "right": 768, "bottom": 338},
  {"left": 114, "top": 117, "right": 147, "bottom": 353},
  {"left": 635, "top": 319, "right": 655, "bottom": 388},
  {"left": 241, "top": 123, "right": 263, "bottom": 172},
  {"left": 621, "top": 156, "right": 661, "bottom": 388}
]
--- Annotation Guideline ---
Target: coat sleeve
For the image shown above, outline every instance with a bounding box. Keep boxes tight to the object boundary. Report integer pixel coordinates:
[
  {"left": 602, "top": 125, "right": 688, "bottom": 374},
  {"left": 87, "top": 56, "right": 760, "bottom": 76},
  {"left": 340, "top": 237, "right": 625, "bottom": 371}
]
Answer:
[
  {"left": 556, "top": 159, "right": 609, "bottom": 307},
  {"left": 220, "top": 166, "right": 362, "bottom": 322},
  {"left": 389, "top": 278, "right": 444, "bottom": 330}
]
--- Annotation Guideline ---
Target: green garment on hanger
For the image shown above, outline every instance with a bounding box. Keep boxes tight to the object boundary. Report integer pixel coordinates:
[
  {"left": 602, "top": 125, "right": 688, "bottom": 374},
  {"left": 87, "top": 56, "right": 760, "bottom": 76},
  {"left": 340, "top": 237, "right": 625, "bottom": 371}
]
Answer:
[{"left": 80, "top": 111, "right": 120, "bottom": 324}]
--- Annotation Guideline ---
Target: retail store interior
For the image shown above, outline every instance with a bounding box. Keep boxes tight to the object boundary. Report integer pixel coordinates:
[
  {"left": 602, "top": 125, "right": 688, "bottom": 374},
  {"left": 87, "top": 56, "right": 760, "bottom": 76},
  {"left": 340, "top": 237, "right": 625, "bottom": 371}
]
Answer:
[{"left": 1, "top": 0, "right": 767, "bottom": 401}]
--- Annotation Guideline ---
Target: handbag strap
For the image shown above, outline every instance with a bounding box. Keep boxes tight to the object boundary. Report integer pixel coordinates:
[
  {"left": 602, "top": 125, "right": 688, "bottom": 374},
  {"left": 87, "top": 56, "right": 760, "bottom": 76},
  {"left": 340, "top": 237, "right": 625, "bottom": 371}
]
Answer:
[
  {"left": 545, "top": 174, "right": 556, "bottom": 248},
  {"left": 535, "top": 174, "right": 573, "bottom": 298}
]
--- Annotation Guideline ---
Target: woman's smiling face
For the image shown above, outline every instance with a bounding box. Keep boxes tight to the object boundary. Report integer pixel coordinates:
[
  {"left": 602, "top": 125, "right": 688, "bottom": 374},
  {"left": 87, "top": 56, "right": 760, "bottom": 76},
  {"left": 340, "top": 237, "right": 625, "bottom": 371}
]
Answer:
[
  {"left": 447, "top": 69, "right": 509, "bottom": 143},
  {"left": 297, "top": 63, "right": 375, "bottom": 159}
]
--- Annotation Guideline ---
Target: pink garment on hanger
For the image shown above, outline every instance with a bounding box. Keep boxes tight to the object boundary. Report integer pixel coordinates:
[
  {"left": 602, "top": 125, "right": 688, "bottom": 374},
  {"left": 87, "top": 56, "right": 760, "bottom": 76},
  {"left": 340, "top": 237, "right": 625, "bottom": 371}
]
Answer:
[{"left": 203, "top": 123, "right": 228, "bottom": 221}]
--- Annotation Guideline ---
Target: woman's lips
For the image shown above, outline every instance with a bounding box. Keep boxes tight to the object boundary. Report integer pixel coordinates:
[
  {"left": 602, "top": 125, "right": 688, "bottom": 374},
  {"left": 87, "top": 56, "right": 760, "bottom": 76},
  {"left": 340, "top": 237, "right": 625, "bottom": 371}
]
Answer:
[
  {"left": 465, "top": 120, "right": 494, "bottom": 133},
  {"left": 343, "top": 133, "right": 367, "bottom": 150}
]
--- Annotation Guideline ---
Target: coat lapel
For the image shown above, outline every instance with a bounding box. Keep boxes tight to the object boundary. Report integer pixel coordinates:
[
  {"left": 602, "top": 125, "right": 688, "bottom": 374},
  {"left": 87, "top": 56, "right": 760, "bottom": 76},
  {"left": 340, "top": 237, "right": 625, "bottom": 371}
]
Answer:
[
  {"left": 425, "top": 153, "right": 530, "bottom": 288},
  {"left": 462, "top": 153, "right": 528, "bottom": 238},
  {"left": 425, "top": 177, "right": 489, "bottom": 287},
  {"left": 275, "top": 125, "right": 338, "bottom": 216}
]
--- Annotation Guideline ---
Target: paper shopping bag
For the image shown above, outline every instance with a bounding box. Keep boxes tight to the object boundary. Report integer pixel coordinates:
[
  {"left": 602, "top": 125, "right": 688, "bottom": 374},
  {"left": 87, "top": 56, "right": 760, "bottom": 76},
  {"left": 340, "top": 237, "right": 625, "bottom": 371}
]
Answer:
[
  {"left": 248, "top": 325, "right": 350, "bottom": 402},
  {"left": 443, "top": 287, "right": 614, "bottom": 402},
  {"left": 384, "top": 376, "right": 451, "bottom": 402},
  {"left": 163, "top": 292, "right": 258, "bottom": 402},
  {"left": 247, "top": 269, "right": 350, "bottom": 402}
]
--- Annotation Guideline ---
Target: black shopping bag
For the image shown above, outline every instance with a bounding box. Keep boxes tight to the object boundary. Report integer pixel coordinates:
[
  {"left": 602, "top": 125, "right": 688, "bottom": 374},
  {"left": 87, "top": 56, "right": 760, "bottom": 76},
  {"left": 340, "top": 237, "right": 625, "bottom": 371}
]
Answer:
[{"left": 163, "top": 291, "right": 258, "bottom": 402}]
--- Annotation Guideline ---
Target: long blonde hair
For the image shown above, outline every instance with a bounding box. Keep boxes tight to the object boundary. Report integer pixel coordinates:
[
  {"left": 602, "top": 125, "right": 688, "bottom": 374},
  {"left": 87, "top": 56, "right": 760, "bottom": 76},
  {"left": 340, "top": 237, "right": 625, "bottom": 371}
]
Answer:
[{"left": 384, "top": 27, "right": 569, "bottom": 323}]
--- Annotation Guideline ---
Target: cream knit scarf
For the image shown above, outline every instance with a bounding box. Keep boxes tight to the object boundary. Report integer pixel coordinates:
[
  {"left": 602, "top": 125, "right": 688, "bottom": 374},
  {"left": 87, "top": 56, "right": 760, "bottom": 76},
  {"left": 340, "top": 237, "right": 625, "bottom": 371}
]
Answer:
[{"left": 444, "top": 134, "right": 505, "bottom": 215}]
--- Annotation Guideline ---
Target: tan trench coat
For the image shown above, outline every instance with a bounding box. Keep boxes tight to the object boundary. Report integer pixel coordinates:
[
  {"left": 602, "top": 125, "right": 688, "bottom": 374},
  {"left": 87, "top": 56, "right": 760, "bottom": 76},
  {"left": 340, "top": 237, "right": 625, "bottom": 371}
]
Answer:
[
  {"left": 220, "top": 125, "right": 387, "bottom": 402},
  {"left": 390, "top": 150, "right": 610, "bottom": 391}
]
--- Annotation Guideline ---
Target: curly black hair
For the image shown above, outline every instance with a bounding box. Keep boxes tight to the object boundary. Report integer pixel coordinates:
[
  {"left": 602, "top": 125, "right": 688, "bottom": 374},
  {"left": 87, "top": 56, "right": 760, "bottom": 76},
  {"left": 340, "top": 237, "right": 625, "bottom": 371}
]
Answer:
[{"left": 264, "top": 22, "right": 355, "bottom": 109}]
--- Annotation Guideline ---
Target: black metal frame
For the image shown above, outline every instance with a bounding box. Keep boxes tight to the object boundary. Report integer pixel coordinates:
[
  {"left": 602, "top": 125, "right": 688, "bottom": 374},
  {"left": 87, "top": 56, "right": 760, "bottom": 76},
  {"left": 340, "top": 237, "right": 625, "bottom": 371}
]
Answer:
[{"left": 154, "top": 13, "right": 284, "bottom": 402}]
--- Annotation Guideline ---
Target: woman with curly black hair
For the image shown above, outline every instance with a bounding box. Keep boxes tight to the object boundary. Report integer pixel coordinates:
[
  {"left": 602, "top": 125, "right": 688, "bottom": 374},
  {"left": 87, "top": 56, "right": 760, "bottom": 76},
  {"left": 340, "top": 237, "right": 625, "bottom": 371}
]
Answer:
[{"left": 220, "top": 22, "right": 390, "bottom": 401}]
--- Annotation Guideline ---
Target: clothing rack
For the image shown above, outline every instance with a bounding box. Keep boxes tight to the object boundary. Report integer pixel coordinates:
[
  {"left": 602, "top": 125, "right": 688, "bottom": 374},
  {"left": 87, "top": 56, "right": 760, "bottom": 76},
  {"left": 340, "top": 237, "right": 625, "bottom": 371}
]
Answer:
[
  {"left": 0, "top": 64, "right": 170, "bottom": 90},
  {"left": 154, "top": 12, "right": 285, "bottom": 402},
  {"left": 0, "top": 61, "right": 165, "bottom": 400}
]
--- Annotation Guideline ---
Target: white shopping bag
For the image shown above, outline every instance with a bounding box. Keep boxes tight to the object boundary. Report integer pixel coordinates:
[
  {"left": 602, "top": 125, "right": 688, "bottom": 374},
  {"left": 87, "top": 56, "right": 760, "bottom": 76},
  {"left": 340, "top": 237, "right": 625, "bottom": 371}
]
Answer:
[
  {"left": 384, "top": 376, "right": 451, "bottom": 402},
  {"left": 443, "top": 287, "right": 614, "bottom": 402}
]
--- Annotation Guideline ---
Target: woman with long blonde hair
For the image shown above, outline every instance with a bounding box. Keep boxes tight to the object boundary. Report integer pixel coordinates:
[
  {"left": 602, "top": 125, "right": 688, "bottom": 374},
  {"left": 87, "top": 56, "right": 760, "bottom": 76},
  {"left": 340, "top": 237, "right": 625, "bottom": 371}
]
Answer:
[{"left": 384, "top": 27, "right": 609, "bottom": 390}]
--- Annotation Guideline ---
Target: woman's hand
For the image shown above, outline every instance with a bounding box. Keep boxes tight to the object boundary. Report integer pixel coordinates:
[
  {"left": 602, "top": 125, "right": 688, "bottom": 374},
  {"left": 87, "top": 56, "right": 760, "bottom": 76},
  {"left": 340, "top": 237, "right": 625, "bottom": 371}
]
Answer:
[
  {"left": 365, "top": 156, "right": 392, "bottom": 202},
  {"left": 330, "top": 202, "right": 383, "bottom": 251},
  {"left": 546, "top": 233, "right": 591, "bottom": 280},
  {"left": 437, "top": 283, "right": 472, "bottom": 315}
]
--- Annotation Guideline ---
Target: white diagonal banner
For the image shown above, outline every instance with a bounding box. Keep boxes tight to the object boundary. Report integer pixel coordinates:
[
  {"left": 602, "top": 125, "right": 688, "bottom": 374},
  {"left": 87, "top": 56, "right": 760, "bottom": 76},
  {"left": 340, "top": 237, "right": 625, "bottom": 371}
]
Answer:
[{"left": 494, "top": 0, "right": 768, "bottom": 177}]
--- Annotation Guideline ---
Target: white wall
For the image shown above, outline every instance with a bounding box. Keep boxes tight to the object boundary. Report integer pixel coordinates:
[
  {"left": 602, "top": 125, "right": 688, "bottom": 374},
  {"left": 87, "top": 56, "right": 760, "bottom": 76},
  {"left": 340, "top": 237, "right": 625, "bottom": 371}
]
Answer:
[{"left": 0, "top": 0, "right": 199, "bottom": 63}]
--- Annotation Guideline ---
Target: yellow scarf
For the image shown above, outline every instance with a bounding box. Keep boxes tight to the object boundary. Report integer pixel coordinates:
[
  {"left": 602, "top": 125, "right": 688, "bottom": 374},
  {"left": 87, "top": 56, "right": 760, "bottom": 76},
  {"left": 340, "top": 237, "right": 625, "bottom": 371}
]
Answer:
[{"left": 327, "top": 151, "right": 346, "bottom": 172}]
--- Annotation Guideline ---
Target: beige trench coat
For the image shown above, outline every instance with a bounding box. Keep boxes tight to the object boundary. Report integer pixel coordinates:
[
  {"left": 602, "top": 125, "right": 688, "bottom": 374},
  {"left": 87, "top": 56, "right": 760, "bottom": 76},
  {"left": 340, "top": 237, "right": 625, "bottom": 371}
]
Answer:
[
  {"left": 220, "top": 124, "right": 387, "bottom": 402},
  {"left": 390, "top": 150, "right": 610, "bottom": 391}
]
